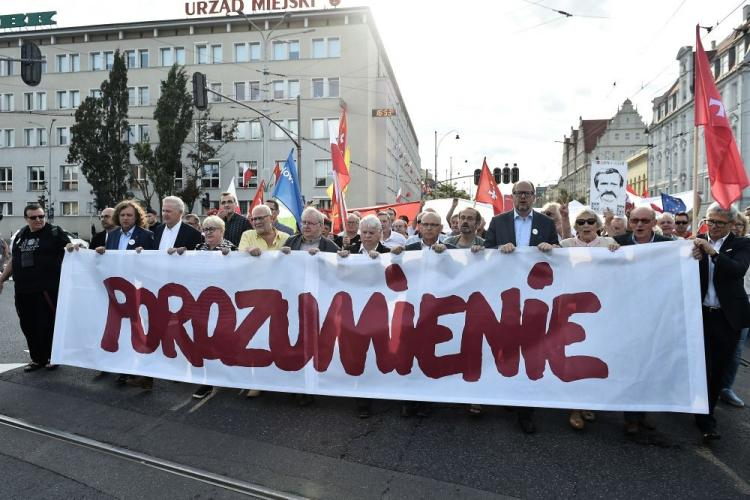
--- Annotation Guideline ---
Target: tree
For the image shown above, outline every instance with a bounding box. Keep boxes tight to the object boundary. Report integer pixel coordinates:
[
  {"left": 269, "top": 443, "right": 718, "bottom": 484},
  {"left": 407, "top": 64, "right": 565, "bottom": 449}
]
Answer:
[
  {"left": 67, "top": 51, "right": 130, "bottom": 210},
  {"left": 180, "top": 110, "right": 237, "bottom": 213},
  {"left": 425, "top": 182, "right": 471, "bottom": 200},
  {"left": 134, "top": 64, "right": 194, "bottom": 210}
]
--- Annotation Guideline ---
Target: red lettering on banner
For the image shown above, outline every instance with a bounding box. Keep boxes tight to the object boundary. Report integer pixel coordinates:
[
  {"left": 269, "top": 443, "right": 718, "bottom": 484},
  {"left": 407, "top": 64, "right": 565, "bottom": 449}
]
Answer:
[{"left": 99, "top": 262, "right": 608, "bottom": 382}]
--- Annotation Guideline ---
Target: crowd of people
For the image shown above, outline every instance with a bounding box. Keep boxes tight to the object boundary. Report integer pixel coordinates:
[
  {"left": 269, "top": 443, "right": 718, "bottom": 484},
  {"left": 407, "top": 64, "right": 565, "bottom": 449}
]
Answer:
[{"left": 0, "top": 180, "right": 748, "bottom": 442}]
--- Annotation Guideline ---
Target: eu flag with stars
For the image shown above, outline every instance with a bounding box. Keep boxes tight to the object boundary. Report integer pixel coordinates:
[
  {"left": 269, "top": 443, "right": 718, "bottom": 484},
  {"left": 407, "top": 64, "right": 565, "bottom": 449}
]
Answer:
[
  {"left": 272, "top": 149, "right": 304, "bottom": 230},
  {"left": 661, "top": 193, "right": 687, "bottom": 214}
]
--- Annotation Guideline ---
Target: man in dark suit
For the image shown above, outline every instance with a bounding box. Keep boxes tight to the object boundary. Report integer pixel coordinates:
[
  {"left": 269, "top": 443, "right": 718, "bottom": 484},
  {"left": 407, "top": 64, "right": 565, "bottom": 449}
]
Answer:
[
  {"left": 90, "top": 207, "right": 116, "bottom": 249},
  {"left": 283, "top": 207, "right": 339, "bottom": 254},
  {"left": 153, "top": 196, "right": 202, "bottom": 251},
  {"left": 101, "top": 200, "right": 156, "bottom": 252},
  {"left": 692, "top": 202, "right": 750, "bottom": 441},
  {"left": 613, "top": 205, "right": 671, "bottom": 435},
  {"left": 482, "top": 180, "right": 557, "bottom": 434}
]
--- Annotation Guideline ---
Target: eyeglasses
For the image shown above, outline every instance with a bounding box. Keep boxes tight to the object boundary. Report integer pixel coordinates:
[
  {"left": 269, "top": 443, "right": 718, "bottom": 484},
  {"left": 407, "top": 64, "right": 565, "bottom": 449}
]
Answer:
[
  {"left": 250, "top": 215, "right": 269, "bottom": 223},
  {"left": 674, "top": 221, "right": 688, "bottom": 225},
  {"left": 301, "top": 220, "right": 320, "bottom": 226},
  {"left": 203, "top": 227, "right": 220, "bottom": 233},
  {"left": 706, "top": 219, "right": 729, "bottom": 227},
  {"left": 630, "top": 218, "right": 653, "bottom": 225},
  {"left": 420, "top": 223, "right": 442, "bottom": 228},
  {"left": 575, "top": 218, "right": 597, "bottom": 226},
  {"left": 26, "top": 215, "right": 45, "bottom": 220},
  {"left": 512, "top": 191, "right": 534, "bottom": 198},
  {"left": 99, "top": 214, "right": 111, "bottom": 219}
]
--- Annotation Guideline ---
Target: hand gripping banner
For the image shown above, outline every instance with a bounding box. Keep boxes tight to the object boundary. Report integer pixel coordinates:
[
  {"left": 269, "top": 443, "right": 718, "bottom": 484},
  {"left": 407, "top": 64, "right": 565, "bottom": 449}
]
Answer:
[{"left": 52, "top": 242, "right": 708, "bottom": 412}]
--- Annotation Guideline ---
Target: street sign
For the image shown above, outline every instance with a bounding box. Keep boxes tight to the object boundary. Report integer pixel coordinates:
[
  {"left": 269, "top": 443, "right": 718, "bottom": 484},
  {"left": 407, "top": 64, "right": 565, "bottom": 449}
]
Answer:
[{"left": 372, "top": 108, "right": 396, "bottom": 117}]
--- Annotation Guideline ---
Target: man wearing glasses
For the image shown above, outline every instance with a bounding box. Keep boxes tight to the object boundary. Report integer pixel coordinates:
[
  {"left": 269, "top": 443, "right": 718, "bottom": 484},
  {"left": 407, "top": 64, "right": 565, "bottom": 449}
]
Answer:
[
  {"left": 674, "top": 211, "right": 692, "bottom": 239},
  {"left": 482, "top": 180, "right": 558, "bottom": 434},
  {"left": 90, "top": 207, "right": 116, "bottom": 248},
  {"left": 218, "top": 192, "right": 251, "bottom": 246},
  {"left": 0, "top": 204, "right": 70, "bottom": 372},
  {"left": 239, "top": 204, "right": 289, "bottom": 255},
  {"left": 692, "top": 202, "right": 750, "bottom": 441},
  {"left": 282, "top": 207, "right": 339, "bottom": 254}
]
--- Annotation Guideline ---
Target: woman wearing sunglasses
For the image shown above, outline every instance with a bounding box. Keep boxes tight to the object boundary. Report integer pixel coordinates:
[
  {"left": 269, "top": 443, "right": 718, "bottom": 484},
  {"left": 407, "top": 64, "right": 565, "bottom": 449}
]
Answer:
[{"left": 559, "top": 208, "right": 619, "bottom": 429}]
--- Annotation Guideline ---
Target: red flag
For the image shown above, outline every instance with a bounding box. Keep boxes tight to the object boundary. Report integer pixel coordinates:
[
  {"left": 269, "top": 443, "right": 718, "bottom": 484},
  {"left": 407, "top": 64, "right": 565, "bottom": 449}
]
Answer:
[
  {"left": 695, "top": 26, "right": 749, "bottom": 208},
  {"left": 242, "top": 166, "right": 255, "bottom": 189},
  {"left": 475, "top": 158, "right": 505, "bottom": 214},
  {"left": 273, "top": 162, "right": 281, "bottom": 183},
  {"left": 248, "top": 180, "right": 266, "bottom": 218}
]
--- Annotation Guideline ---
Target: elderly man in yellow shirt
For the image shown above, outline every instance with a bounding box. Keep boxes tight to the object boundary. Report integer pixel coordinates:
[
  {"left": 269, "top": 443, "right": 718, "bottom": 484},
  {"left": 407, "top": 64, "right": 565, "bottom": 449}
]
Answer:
[{"left": 239, "top": 204, "right": 290, "bottom": 254}]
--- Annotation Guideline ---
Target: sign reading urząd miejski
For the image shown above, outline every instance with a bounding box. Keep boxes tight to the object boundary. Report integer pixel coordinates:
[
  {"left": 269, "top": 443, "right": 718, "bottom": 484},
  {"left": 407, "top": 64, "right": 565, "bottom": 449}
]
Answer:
[{"left": 185, "top": 0, "right": 341, "bottom": 16}]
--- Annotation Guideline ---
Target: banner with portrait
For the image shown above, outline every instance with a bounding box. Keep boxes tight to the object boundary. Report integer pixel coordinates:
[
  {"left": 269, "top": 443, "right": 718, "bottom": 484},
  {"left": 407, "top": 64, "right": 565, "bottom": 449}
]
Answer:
[
  {"left": 590, "top": 160, "right": 627, "bottom": 216},
  {"left": 52, "top": 243, "right": 708, "bottom": 412}
]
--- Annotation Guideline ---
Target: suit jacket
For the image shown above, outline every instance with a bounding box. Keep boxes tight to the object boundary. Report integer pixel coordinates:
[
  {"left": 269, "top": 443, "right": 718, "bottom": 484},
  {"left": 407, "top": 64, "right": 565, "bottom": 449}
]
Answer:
[
  {"left": 90, "top": 230, "right": 107, "bottom": 249},
  {"left": 153, "top": 222, "right": 202, "bottom": 250},
  {"left": 105, "top": 226, "right": 156, "bottom": 250},
  {"left": 348, "top": 241, "right": 391, "bottom": 254},
  {"left": 483, "top": 210, "right": 559, "bottom": 248},
  {"left": 697, "top": 233, "right": 750, "bottom": 331},
  {"left": 285, "top": 234, "right": 340, "bottom": 252},
  {"left": 404, "top": 241, "right": 456, "bottom": 251},
  {"left": 614, "top": 233, "right": 673, "bottom": 246}
]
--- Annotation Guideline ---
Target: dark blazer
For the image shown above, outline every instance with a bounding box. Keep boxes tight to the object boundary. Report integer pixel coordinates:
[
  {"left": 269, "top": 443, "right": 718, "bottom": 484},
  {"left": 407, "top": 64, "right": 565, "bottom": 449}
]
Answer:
[
  {"left": 105, "top": 226, "right": 156, "bottom": 250},
  {"left": 697, "top": 233, "right": 750, "bottom": 331},
  {"left": 614, "top": 233, "right": 673, "bottom": 246},
  {"left": 348, "top": 241, "right": 391, "bottom": 254},
  {"left": 285, "top": 234, "right": 340, "bottom": 252},
  {"left": 404, "top": 241, "right": 456, "bottom": 251},
  {"left": 484, "top": 210, "right": 559, "bottom": 248},
  {"left": 153, "top": 222, "right": 202, "bottom": 250},
  {"left": 90, "top": 230, "right": 107, "bottom": 249}
]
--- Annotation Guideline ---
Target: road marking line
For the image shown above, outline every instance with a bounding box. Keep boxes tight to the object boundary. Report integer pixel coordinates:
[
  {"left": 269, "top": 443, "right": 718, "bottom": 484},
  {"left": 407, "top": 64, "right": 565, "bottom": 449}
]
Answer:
[
  {"left": 695, "top": 448, "right": 750, "bottom": 495},
  {"left": 0, "top": 363, "right": 25, "bottom": 374},
  {"left": 170, "top": 398, "right": 194, "bottom": 412},
  {"left": 188, "top": 390, "right": 217, "bottom": 413}
]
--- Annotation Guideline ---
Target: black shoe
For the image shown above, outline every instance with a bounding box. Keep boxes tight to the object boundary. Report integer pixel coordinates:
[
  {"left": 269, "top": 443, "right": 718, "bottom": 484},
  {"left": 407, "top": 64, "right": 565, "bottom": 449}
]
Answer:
[
  {"left": 193, "top": 385, "right": 213, "bottom": 399},
  {"left": 23, "top": 362, "right": 43, "bottom": 372},
  {"left": 702, "top": 429, "right": 721, "bottom": 441},
  {"left": 126, "top": 376, "right": 153, "bottom": 391},
  {"left": 44, "top": 363, "right": 58, "bottom": 371},
  {"left": 518, "top": 413, "right": 537, "bottom": 434}
]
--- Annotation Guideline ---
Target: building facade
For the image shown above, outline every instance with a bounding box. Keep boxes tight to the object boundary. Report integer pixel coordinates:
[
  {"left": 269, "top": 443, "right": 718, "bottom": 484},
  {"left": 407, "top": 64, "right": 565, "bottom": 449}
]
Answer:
[
  {"left": 555, "top": 99, "right": 647, "bottom": 204},
  {"left": 626, "top": 147, "right": 648, "bottom": 195},
  {"left": 648, "top": 5, "right": 750, "bottom": 215},
  {"left": 0, "top": 6, "right": 420, "bottom": 237}
]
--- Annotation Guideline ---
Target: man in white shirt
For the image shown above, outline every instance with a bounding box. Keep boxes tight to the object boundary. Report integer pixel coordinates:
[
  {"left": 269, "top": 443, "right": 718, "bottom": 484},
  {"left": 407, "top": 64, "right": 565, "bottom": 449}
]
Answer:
[
  {"left": 378, "top": 211, "right": 406, "bottom": 249},
  {"left": 154, "top": 196, "right": 202, "bottom": 252}
]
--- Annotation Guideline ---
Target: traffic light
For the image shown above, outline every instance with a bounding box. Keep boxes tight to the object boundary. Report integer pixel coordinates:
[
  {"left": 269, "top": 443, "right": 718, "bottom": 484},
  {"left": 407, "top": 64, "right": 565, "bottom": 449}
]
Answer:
[
  {"left": 21, "top": 41, "right": 42, "bottom": 86},
  {"left": 473, "top": 169, "right": 481, "bottom": 185},
  {"left": 192, "top": 72, "right": 207, "bottom": 110},
  {"left": 201, "top": 192, "right": 210, "bottom": 209},
  {"left": 502, "top": 164, "right": 510, "bottom": 184},
  {"left": 493, "top": 168, "right": 501, "bottom": 184},
  {"left": 511, "top": 163, "right": 519, "bottom": 183}
]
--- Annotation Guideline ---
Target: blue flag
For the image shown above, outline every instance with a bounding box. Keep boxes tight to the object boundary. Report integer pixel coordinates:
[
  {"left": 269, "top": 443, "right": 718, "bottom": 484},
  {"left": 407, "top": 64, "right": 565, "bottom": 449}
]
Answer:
[
  {"left": 272, "top": 149, "right": 304, "bottom": 230},
  {"left": 661, "top": 192, "right": 687, "bottom": 214}
]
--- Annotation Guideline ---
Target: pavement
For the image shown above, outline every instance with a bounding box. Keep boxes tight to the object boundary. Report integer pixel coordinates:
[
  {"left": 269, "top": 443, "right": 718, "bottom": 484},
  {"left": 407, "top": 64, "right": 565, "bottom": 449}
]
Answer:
[{"left": 1, "top": 280, "right": 750, "bottom": 499}]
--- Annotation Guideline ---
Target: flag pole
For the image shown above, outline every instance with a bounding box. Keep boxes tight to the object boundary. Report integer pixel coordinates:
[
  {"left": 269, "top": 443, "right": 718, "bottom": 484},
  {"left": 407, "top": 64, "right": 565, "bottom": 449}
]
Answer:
[{"left": 692, "top": 124, "right": 700, "bottom": 234}]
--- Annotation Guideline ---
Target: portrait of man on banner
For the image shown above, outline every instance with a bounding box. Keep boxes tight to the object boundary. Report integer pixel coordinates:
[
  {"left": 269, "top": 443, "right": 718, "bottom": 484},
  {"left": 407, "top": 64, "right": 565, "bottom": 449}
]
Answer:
[{"left": 590, "top": 161, "right": 627, "bottom": 216}]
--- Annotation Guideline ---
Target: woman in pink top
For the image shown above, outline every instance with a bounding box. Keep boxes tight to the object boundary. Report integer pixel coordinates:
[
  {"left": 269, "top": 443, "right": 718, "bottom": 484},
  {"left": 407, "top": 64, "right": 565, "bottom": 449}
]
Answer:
[{"left": 559, "top": 208, "right": 619, "bottom": 430}]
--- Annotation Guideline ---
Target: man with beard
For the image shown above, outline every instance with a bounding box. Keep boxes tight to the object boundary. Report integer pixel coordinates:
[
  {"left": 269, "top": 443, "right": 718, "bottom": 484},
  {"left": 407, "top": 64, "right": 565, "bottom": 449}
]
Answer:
[
  {"left": 445, "top": 207, "right": 484, "bottom": 248},
  {"left": 90, "top": 207, "right": 116, "bottom": 248}
]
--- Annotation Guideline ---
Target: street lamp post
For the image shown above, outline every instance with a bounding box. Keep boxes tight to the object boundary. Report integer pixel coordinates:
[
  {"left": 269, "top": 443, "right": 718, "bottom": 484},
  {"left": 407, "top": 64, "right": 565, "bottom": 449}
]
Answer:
[
  {"left": 28, "top": 118, "right": 55, "bottom": 219},
  {"left": 434, "top": 129, "right": 459, "bottom": 185}
]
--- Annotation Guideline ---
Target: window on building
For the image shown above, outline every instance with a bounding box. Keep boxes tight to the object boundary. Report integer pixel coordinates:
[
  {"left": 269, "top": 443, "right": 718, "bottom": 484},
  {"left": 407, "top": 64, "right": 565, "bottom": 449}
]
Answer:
[
  {"left": 288, "top": 119, "right": 298, "bottom": 138},
  {"left": 70, "top": 90, "right": 80, "bottom": 108},
  {"left": 234, "top": 82, "right": 246, "bottom": 100},
  {"left": 24, "top": 92, "right": 46, "bottom": 111},
  {"left": 249, "top": 42, "right": 261, "bottom": 61},
  {"left": 131, "top": 164, "right": 147, "bottom": 186},
  {"left": 235, "top": 43, "right": 248, "bottom": 62},
  {"left": 91, "top": 52, "right": 103, "bottom": 71},
  {"left": 0, "top": 129, "right": 14, "bottom": 147},
  {"left": 125, "top": 50, "right": 136, "bottom": 68},
  {"left": 289, "top": 40, "right": 300, "bottom": 60},
  {"left": 56, "top": 54, "right": 68, "bottom": 73},
  {"left": 70, "top": 53, "right": 80, "bottom": 72},
  {"left": 201, "top": 162, "right": 220, "bottom": 188},
  {"left": 161, "top": 47, "right": 173, "bottom": 67},
  {"left": 249, "top": 81, "right": 260, "bottom": 101},
  {"left": 60, "top": 201, "right": 79, "bottom": 216},
  {"left": 37, "top": 128, "right": 46, "bottom": 146},
  {"left": 272, "top": 121, "right": 286, "bottom": 140},
  {"left": 312, "top": 37, "right": 341, "bottom": 58},
  {"left": 209, "top": 82, "right": 221, "bottom": 102},
  {"left": 23, "top": 128, "right": 34, "bottom": 147},
  {"left": 175, "top": 47, "right": 186, "bottom": 65},
  {"left": 328, "top": 77, "right": 339, "bottom": 98},
  {"left": 0, "top": 59, "right": 13, "bottom": 76},
  {"left": 57, "top": 127, "right": 69, "bottom": 146},
  {"left": 139, "top": 49, "right": 149, "bottom": 68},
  {"left": 328, "top": 37, "right": 341, "bottom": 58},
  {"left": 60, "top": 165, "right": 79, "bottom": 191},
  {"left": 28, "top": 166, "right": 45, "bottom": 191},
  {"left": 314, "top": 159, "right": 331, "bottom": 187},
  {"left": 312, "top": 39, "right": 325, "bottom": 58},
  {"left": 0, "top": 93, "right": 12, "bottom": 112},
  {"left": 273, "top": 40, "right": 300, "bottom": 60},
  {"left": 250, "top": 121, "right": 261, "bottom": 140},
  {"left": 288, "top": 80, "right": 300, "bottom": 99},
  {"left": 211, "top": 44, "right": 222, "bottom": 64},
  {"left": 273, "top": 80, "right": 284, "bottom": 99},
  {"left": 138, "top": 124, "right": 149, "bottom": 142},
  {"left": 312, "top": 78, "right": 324, "bottom": 98},
  {"left": 196, "top": 44, "right": 208, "bottom": 64},
  {"left": 237, "top": 161, "right": 258, "bottom": 188},
  {"left": 104, "top": 51, "right": 114, "bottom": 70},
  {"left": 210, "top": 122, "right": 222, "bottom": 141},
  {"left": 0, "top": 167, "right": 11, "bottom": 191},
  {"left": 311, "top": 118, "right": 337, "bottom": 139},
  {"left": 0, "top": 202, "right": 12, "bottom": 215},
  {"left": 174, "top": 167, "right": 184, "bottom": 190},
  {"left": 127, "top": 87, "right": 136, "bottom": 107},
  {"left": 137, "top": 87, "right": 149, "bottom": 106}
]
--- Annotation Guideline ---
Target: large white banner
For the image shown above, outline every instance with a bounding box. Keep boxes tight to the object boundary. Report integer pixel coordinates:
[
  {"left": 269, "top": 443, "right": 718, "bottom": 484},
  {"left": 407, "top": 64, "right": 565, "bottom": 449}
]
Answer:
[{"left": 52, "top": 242, "right": 708, "bottom": 412}]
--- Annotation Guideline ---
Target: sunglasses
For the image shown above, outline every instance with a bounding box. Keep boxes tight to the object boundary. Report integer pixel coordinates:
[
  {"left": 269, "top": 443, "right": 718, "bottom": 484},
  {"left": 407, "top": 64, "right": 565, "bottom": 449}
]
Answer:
[
  {"left": 26, "top": 215, "right": 45, "bottom": 221},
  {"left": 575, "top": 218, "right": 597, "bottom": 226},
  {"left": 630, "top": 218, "right": 653, "bottom": 225},
  {"left": 674, "top": 221, "right": 688, "bottom": 225}
]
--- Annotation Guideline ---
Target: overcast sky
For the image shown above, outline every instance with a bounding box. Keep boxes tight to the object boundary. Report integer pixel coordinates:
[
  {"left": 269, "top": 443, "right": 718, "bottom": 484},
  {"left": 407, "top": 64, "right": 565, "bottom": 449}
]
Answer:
[{"left": 3, "top": 0, "right": 745, "bottom": 194}]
